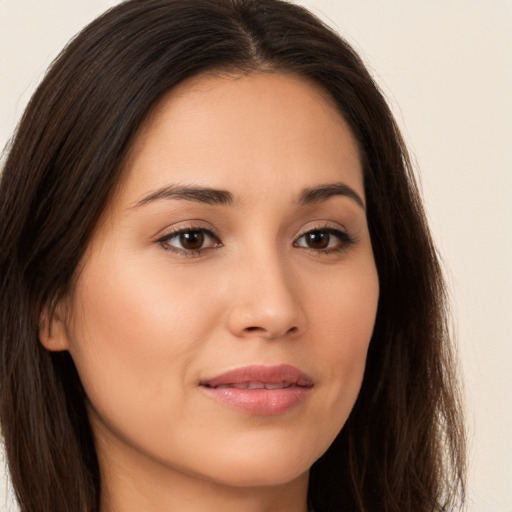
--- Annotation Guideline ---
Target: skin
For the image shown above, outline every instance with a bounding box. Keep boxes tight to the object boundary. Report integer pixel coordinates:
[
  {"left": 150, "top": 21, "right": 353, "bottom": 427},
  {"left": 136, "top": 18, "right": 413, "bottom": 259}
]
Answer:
[{"left": 41, "top": 72, "right": 379, "bottom": 512}]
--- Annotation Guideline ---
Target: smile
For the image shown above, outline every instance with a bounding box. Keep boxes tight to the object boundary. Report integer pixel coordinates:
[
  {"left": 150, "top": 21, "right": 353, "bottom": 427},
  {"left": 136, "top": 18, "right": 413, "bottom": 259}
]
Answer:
[
  {"left": 206, "top": 381, "right": 295, "bottom": 389},
  {"left": 199, "top": 364, "right": 313, "bottom": 415}
]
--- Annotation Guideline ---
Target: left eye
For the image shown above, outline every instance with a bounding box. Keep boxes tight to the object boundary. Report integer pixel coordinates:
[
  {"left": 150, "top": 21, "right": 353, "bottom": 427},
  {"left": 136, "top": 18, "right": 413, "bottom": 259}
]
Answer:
[
  {"left": 159, "top": 228, "right": 220, "bottom": 253},
  {"left": 294, "top": 228, "right": 350, "bottom": 251}
]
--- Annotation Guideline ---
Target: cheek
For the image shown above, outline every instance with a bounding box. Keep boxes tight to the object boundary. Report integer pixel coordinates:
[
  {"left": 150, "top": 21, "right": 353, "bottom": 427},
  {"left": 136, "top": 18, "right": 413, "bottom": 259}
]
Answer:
[
  {"left": 305, "top": 255, "right": 379, "bottom": 426},
  {"left": 65, "top": 252, "right": 222, "bottom": 422},
  {"left": 324, "top": 268, "right": 378, "bottom": 362},
  {"left": 307, "top": 247, "right": 378, "bottom": 347}
]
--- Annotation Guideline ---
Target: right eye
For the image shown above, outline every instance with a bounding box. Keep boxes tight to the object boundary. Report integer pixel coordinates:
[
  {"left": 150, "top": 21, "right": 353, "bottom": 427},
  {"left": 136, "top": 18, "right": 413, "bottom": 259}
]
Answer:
[{"left": 157, "top": 227, "right": 222, "bottom": 255}]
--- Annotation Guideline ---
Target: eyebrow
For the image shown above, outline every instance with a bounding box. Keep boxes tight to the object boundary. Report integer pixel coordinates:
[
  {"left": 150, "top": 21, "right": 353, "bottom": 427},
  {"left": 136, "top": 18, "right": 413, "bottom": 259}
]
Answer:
[
  {"left": 134, "top": 184, "right": 234, "bottom": 207},
  {"left": 134, "top": 181, "right": 364, "bottom": 210},
  {"left": 298, "top": 182, "right": 365, "bottom": 210}
]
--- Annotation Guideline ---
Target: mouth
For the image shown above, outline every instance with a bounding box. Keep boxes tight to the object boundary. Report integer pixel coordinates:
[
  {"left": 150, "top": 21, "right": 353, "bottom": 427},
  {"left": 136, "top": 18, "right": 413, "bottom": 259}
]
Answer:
[
  {"left": 199, "top": 364, "right": 313, "bottom": 416},
  {"left": 200, "top": 364, "right": 313, "bottom": 389},
  {"left": 204, "top": 381, "right": 298, "bottom": 390}
]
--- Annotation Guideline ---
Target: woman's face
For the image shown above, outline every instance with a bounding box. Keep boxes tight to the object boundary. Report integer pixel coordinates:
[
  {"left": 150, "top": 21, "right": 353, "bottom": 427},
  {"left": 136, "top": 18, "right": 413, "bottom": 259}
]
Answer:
[{"left": 52, "top": 73, "right": 379, "bottom": 489}]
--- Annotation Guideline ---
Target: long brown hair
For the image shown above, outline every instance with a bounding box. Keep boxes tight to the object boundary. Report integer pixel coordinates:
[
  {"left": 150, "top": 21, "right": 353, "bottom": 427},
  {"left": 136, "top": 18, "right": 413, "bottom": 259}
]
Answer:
[{"left": 0, "top": 1, "right": 465, "bottom": 511}]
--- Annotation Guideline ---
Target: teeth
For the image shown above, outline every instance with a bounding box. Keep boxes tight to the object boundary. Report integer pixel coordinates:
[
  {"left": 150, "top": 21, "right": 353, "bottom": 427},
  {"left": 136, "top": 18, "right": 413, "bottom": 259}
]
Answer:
[
  {"left": 230, "top": 382, "right": 262, "bottom": 389},
  {"left": 213, "top": 381, "right": 291, "bottom": 390},
  {"left": 230, "top": 382, "right": 265, "bottom": 389},
  {"left": 264, "top": 382, "right": 290, "bottom": 389}
]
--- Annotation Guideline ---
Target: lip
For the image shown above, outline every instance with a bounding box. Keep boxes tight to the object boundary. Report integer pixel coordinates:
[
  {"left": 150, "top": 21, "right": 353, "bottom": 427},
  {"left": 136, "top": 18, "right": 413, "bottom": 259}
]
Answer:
[{"left": 199, "top": 364, "right": 313, "bottom": 416}]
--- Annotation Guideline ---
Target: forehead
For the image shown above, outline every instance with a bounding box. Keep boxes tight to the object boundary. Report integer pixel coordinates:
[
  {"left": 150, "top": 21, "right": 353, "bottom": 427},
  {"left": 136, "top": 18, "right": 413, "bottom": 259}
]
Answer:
[{"left": 116, "top": 71, "right": 363, "bottom": 206}]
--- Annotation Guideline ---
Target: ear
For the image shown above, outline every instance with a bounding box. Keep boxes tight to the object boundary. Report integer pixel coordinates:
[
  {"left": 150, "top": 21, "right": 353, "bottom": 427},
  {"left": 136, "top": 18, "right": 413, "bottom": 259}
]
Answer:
[{"left": 38, "top": 301, "right": 71, "bottom": 352}]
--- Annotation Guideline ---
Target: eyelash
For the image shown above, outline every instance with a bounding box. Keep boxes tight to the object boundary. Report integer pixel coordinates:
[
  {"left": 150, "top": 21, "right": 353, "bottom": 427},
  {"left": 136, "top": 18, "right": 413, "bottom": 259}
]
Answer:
[{"left": 156, "top": 225, "right": 355, "bottom": 256}]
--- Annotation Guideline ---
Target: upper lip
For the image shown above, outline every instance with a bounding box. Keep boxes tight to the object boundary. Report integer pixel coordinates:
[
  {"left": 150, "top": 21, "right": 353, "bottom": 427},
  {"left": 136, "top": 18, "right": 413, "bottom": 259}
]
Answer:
[{"left": 200, "top": 364, "right": 314, "bottom": 389}]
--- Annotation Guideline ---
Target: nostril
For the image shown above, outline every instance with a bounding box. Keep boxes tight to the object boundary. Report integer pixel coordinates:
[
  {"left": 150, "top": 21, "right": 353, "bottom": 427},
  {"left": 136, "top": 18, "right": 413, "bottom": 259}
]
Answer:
[
  {"left": 245, "top": 326, "right": 263, "bottom": 332},
  {"left": 242, "top": 325, "right": 300, "bottom": 338}
]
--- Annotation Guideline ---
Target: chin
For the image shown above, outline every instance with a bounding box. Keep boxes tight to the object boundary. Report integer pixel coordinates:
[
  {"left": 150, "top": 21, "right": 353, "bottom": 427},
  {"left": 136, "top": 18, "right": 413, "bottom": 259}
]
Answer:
[
  {"left": 190, "top": 438, "right": 323, "bottom": 488},
  {"left": 205, "top": 462, "right": 309, "bottom": 488}
]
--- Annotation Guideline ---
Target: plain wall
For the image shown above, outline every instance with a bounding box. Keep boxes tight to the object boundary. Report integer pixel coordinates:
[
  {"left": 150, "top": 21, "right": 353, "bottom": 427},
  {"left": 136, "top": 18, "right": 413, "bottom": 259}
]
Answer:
[{"left": 1, "top": 1, "right": 511, "bottom": 510}]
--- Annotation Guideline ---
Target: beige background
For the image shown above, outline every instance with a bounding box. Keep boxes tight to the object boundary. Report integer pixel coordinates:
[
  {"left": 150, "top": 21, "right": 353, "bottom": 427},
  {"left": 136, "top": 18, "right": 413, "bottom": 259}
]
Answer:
[{"left": 1, "top": 1, "right": 511, "bottom": 510}]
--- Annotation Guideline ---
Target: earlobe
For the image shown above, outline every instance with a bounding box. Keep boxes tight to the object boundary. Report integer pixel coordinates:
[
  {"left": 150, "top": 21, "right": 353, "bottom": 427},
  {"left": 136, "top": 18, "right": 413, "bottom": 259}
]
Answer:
[{"left": 38, "top": 303, "right": 70, "bottom": 352}]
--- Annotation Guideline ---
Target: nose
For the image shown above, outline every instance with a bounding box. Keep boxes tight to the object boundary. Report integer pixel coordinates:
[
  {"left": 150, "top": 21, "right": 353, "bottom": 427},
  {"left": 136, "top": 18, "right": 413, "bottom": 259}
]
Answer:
[{"left": 226, "top": 252, "right": 307, "bottom": 340}]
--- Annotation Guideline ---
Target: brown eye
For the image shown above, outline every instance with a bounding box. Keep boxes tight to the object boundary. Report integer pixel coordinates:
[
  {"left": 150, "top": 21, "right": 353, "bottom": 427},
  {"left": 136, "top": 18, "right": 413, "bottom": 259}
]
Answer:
[
  {"left": 179, "top": 231, "right": 205, "bottom": 251},
  {"left": 159, "top": 228, "right": 221, "bottom": 254},
  {"left": 303, "top": 231, "right": 330, "bottom": 250},
  {"left": 294, "top": 227, "right": 352, "bottom": 253}
]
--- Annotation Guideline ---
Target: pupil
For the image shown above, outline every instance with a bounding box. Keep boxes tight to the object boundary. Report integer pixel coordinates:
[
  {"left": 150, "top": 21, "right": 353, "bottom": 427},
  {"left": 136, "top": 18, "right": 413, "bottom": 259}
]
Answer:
[
  {"left": 180, "top": 231, "right": 204, "bottom": 250},
  {"left": 307, "top": 231, "right": 329, "bottom": 249}
]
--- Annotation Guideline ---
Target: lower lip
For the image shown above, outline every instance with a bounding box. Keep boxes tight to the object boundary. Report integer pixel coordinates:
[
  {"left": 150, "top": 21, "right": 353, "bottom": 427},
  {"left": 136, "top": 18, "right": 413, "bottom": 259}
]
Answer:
[{"left": 200, "top": 386, "right": 311, "bottom": 416}]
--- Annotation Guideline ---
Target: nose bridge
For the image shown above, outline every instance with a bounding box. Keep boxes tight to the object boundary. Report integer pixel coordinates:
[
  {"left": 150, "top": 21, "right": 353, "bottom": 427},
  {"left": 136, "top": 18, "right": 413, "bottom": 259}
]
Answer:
[{"left": 226, "top": 242, "right": 306, "bottom": 339}]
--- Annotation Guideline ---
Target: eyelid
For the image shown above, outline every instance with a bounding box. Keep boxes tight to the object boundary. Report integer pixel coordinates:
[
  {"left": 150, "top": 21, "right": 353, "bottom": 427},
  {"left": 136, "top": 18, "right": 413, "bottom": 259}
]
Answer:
[
  {"left": 155, "top": 219, "right": 217, "bottom": 239},
  {"left": 294, "top": 221, "right": 348, "bottom": 239}
]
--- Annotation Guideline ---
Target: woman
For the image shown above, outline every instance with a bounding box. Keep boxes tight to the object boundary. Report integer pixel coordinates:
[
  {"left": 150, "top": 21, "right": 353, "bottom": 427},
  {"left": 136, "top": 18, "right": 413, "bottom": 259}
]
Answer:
[{"left": 0, "top": 1, "right": 465, "bottom": 511}]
